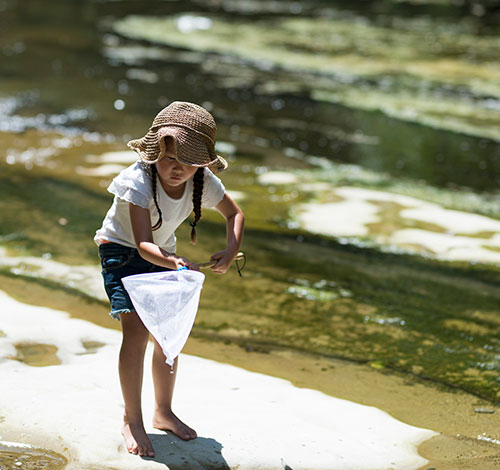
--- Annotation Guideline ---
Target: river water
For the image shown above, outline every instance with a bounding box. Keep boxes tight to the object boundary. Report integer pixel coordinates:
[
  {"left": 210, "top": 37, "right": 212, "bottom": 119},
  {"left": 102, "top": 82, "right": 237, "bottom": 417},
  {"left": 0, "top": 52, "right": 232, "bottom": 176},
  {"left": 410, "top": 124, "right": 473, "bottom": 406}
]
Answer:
[{"left": 1, "top": 0, "right": 499, "bottom": 409}]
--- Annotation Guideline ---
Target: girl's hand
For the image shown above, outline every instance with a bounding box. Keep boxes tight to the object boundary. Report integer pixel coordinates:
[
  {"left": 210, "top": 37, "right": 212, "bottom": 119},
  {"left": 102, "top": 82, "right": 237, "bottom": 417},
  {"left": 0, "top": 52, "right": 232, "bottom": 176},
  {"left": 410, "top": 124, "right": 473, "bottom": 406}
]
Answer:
[
  {"left": 172, "top": 255, "right": 199, "bottom": 271},
  {"left": 187, "top": 261, "right": 200, "bottom": 271},
  {"left": 209, "top": 250, "right": 235, "bottom": 274}
]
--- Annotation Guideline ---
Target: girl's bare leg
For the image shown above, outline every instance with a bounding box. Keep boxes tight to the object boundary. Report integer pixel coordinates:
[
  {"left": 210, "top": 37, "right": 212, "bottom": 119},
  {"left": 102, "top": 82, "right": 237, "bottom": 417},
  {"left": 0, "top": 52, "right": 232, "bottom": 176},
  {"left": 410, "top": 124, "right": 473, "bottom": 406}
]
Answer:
[
  {"left": 119, "top": 312, "right": 155, "bottom": 457},
  {"left": 152, "top": 339, "right": 197, "bottom": 440}
]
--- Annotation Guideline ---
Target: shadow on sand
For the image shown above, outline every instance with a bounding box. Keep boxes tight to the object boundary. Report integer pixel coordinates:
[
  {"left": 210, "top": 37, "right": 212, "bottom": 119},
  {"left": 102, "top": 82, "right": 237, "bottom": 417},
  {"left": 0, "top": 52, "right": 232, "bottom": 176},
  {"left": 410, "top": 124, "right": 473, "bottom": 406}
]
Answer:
[{"left": 145, "top": 433, "right": 230, "bottom": 470}]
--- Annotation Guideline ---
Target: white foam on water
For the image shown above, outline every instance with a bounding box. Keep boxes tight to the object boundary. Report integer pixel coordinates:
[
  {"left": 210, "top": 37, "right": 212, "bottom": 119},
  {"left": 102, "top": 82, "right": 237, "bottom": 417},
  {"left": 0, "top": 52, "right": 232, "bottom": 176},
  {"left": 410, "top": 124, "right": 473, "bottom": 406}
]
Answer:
[
  {"left": 0, "top": 289, "right": 436, "bottom": 470},
  {"left": 333, "top": 186, "right": 437, "bottom": 209},
  {"left": 258, "top": 171, "right": 299, "bottom": 185},
  {"left": 292, "top": 186, "right": 500, "bottom": 264},
  {"left": 297, "top": 200, "right": 379, "bottom": 237},
  {"left": 390, "top": 229, "right": 500, "bottom": 263},
  {"left": 400, "top": 206, "right": 500, "bottom": 234},
  {"left": 0, "top": 440, "right": 35, "bottom": 449},
  {"left": 85, "top": 151, "right": 138, "bottom": 164}
]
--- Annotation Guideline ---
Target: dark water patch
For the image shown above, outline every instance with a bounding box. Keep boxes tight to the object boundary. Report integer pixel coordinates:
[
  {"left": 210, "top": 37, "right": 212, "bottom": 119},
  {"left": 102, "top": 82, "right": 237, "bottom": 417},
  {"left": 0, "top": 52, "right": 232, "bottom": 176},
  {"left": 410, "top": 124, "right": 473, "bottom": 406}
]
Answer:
[
  {"left": 0, "top": 442, "right": 67, "bottom": 470},
  {"left": 195, "top": 0, "right": 500, "bottom": 32},
  {"left": 313, "top": 103, "right": 500, "bottom": 192},
  {"left": 254, "top": 98, "right": 500, "bottom": 192},
  {"left": 9, "top": 343, "right": 60, "bottom": 367}
]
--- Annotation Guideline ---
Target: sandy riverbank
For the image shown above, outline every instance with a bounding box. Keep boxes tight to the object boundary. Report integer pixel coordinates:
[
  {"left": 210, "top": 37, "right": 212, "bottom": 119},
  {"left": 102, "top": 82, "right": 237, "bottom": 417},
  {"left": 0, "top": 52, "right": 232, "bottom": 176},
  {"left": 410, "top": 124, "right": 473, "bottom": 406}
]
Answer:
[{"left": 1, "top": 289, "right": 499, "bottom": 470}]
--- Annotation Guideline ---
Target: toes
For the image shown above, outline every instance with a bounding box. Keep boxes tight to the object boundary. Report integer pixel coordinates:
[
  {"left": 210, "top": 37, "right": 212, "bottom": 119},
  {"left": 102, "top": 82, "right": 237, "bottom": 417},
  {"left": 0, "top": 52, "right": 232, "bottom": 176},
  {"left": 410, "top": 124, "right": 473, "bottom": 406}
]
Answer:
[
  {"left": 182, "top": 429, "right": 197, "bottom": 440},
  {"left": 137, "top": 443, "right": 155, "bottom": 458},
  {"left": 145, "top": 445, "right": 155, "bottom": 458},
  {"left": 140, "top": 445, "right": 152, "bottom": 457}
]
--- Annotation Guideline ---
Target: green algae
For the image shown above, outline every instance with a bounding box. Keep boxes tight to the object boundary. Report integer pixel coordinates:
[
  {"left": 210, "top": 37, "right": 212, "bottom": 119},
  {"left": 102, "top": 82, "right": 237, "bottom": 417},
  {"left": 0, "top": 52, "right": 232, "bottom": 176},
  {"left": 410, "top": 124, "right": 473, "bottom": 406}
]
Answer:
[
  {"left": 111, "top": 13, "right": 500, "bottom": 141},
  {"left": 484, "top": 245, "right": 500, "bottom": 253},
  {"left": 190, "top": 225, "right": 500, "bottom": 402}
]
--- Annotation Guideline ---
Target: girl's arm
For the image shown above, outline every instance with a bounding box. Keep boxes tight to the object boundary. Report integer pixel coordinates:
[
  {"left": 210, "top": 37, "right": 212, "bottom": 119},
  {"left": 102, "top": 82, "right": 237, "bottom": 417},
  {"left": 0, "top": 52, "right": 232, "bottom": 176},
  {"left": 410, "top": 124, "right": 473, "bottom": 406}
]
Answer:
[
  {"left": 210, "top": 193, "right": 245, "bottom": 274},
  {"left": 129, "top": 203, "right": 196, "bottom": 270}
]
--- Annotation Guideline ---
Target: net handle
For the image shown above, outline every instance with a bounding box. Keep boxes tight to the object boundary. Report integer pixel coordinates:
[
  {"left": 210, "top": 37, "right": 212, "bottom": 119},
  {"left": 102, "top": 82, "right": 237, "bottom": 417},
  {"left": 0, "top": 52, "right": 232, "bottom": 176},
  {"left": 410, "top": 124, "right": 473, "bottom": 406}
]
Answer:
[{"left": 198, "top": 251, "right": 245, "bottom": 269}]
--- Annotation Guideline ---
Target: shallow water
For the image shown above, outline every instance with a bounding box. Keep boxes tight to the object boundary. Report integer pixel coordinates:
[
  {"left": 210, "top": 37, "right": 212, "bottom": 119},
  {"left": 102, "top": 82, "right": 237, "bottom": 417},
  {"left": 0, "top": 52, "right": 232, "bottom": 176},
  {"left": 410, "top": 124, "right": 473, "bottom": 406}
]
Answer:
[
  {"left": 0, "top": 441, "right": 67, "bottom": 470},
  {"left": 9, "top": 342, "right": 61, "bottom": 367},
  {"left": 1, "top": 0, "right": 499, "bottom": 409}
]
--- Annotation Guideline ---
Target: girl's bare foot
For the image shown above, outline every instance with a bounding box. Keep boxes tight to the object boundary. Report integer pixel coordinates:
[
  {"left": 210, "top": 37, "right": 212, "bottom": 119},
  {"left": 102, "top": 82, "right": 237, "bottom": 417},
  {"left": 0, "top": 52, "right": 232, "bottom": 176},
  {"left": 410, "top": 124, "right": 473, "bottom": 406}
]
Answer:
[
  {"left": 122, "top": 421, "right": 155, "bottom": 457},
  {"left": 153, "top": 409, "right": 197, "bottom": 440}
]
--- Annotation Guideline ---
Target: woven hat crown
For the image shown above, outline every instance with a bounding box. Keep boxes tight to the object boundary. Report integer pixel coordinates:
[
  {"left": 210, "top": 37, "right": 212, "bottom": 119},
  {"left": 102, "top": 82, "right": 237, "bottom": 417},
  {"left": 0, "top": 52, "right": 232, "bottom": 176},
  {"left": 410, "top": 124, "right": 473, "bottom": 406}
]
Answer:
[{"left": 151, "top": 101, "right": 216, "bottom": 144}]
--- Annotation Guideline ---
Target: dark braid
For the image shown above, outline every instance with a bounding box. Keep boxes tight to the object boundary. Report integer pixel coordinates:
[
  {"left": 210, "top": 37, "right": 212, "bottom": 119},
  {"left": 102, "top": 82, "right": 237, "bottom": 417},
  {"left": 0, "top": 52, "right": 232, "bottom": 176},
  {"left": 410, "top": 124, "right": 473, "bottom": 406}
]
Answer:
[
  {"left": 150, "top": 165, "right": 163, "bottom": 231},
  {"left": 190, "top": 168, "right": 204, "bottom": 244}
]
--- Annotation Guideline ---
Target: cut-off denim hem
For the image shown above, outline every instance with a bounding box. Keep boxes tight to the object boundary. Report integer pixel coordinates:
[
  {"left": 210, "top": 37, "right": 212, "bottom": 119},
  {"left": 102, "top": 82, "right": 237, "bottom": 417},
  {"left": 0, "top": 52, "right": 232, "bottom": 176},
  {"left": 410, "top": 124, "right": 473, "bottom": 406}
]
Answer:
[
  {"left": 99, "top": 242, "right": 171, "bottom": 322},
  {"left": 109, "top": 308, "right": 135, "bottom": 321}
]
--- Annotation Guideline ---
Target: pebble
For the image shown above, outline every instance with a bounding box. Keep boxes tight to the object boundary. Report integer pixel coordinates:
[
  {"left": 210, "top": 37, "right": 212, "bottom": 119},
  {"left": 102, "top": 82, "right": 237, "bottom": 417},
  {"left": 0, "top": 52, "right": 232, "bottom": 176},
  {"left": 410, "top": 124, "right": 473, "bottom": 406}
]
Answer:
[{"left": 474, "top": 407, "right": 495, "bottom": 414}]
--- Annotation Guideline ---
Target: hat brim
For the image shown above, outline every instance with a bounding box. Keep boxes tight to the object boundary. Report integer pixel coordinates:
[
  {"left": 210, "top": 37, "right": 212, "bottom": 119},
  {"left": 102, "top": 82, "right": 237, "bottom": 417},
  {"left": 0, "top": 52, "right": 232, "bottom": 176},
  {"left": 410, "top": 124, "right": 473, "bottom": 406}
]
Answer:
[{"left": 127, "top": 126, "right": 228, "bottom": 173}]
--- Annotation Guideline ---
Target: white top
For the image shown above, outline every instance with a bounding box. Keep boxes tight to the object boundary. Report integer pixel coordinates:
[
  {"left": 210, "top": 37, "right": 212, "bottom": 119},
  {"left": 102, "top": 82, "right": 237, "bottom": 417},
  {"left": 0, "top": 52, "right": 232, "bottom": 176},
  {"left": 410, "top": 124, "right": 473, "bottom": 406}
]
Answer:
[{"left": 94, "top": 161, "right": 226, "bottom": 253}]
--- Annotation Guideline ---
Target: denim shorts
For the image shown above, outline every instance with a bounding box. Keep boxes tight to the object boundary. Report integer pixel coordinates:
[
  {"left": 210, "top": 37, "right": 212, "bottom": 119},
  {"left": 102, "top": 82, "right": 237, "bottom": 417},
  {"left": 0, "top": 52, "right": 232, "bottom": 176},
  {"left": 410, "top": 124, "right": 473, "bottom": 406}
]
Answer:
[{"left": 99, "top": 242, "right": 171, "bottom": 321}]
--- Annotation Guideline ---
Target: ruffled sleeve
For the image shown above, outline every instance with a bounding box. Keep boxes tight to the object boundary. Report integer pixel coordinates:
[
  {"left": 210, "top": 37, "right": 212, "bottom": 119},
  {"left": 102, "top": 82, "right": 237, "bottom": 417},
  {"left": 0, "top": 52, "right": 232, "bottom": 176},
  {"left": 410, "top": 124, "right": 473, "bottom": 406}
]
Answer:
[{"left": 107, "top": 161, "right": 152, "bottom": 209}]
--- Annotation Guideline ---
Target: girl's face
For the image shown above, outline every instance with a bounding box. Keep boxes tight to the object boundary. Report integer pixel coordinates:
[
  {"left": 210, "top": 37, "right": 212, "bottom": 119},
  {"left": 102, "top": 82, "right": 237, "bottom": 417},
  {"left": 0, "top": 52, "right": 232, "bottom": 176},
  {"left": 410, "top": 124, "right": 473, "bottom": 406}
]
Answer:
[{"left": 155, "top": 138, "right": 198, "bottom": 188}]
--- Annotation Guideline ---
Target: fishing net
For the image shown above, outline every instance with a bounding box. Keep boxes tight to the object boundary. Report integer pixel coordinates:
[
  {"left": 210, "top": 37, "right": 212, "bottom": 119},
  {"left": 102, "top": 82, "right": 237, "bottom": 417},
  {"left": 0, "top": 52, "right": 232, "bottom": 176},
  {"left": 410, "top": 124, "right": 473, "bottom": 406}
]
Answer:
[{"left": 122, "top": 270, "right": 205, "bottom": 366}]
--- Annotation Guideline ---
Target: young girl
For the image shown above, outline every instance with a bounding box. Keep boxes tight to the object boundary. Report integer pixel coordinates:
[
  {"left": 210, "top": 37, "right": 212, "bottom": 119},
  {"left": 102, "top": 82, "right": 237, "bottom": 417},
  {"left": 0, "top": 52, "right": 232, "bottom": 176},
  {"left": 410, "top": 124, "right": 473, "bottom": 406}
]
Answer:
[{"left": 94, "top": 101, "right": 244, "bottom": 457}]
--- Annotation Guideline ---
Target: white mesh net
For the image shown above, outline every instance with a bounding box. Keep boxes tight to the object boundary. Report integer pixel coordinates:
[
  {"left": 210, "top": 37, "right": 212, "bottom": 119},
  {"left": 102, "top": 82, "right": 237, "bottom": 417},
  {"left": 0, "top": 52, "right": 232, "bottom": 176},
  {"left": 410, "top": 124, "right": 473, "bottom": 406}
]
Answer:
[{"left": 122, "top": 270, "right": 205, "bottom": 366}]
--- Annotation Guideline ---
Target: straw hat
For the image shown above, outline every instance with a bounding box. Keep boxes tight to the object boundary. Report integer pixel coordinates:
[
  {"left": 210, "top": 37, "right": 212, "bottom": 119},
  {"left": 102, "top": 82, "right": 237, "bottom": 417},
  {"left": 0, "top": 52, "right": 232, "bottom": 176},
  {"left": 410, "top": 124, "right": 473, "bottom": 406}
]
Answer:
[{"left": 127, "top": 101, "right": 228, "bottom": 172}]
